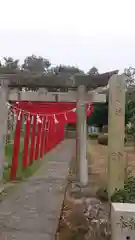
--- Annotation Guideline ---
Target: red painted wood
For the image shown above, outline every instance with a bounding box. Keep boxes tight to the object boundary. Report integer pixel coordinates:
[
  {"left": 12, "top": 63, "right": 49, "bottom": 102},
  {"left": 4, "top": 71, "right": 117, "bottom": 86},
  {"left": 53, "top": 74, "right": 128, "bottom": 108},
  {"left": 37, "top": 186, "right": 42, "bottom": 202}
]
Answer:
[
  {"left": 22, "top": 114, "right": 32, "bottom": 168},
  {"left": 10, "top": 111, "right": 23, "bottom": 180}
]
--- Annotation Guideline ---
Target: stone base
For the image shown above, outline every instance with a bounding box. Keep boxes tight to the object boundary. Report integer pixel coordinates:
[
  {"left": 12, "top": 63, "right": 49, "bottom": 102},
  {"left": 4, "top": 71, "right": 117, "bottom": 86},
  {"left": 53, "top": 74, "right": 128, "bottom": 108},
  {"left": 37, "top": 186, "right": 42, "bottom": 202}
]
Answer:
[
  {"left": 70, "top": 182, "right": 93, "bottom": 199},
  {"left": 96, "top": 187, "right": 108, "bottom": 201},
  {"left": 68, "top": 174, "right": 78, "bottom": 182},
  {"left": 66, "top": 185, "right": 102, "bottom": 212}
]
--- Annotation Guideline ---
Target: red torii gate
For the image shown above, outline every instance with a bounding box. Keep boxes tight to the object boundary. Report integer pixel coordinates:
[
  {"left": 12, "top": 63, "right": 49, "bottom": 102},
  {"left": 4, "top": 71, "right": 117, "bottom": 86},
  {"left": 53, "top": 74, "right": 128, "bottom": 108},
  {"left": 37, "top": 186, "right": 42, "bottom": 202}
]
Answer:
[{"left": 10, "top": 101, "right": 93, "bottom": 180}]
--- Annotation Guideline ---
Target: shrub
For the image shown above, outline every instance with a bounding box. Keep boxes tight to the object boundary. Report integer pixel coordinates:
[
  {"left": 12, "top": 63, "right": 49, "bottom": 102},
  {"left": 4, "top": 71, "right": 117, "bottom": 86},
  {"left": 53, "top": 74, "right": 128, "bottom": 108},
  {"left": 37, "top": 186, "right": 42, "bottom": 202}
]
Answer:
[
  {"left": 98, "top": 134, "right": 108, "bottom": 145},
  {"left": 88, "top": 132, "right": 99, "bottom": 139},
  {"left": 111, "top": 175, "right": 135, "bottom": 203},
  {"left": 98, "top": 134, "right": 127, "bottom": 145}
]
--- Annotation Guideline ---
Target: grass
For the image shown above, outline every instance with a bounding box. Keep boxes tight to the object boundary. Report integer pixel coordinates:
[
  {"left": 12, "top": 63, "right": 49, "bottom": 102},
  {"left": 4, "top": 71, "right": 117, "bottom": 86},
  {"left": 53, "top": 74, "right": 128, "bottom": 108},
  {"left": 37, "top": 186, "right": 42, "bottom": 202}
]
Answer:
[{"left": 4, "top": 140, "right": 43, "bottom": 182}]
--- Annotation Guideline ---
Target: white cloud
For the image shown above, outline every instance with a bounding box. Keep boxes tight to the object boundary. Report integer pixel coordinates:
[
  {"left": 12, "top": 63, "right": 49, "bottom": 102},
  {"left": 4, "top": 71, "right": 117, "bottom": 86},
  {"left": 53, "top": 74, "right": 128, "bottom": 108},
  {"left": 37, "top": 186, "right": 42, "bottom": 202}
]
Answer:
[{"left": 0, "top": 0, "right": 135, "bottom": 72}]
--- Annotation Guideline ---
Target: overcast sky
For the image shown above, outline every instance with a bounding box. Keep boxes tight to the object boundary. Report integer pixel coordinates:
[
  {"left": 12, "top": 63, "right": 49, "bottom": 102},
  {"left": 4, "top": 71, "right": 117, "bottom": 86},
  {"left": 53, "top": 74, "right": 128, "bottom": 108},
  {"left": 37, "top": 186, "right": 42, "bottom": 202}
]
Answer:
[{"left": 0, "top": 0, "right": 135, "bottom": 73}]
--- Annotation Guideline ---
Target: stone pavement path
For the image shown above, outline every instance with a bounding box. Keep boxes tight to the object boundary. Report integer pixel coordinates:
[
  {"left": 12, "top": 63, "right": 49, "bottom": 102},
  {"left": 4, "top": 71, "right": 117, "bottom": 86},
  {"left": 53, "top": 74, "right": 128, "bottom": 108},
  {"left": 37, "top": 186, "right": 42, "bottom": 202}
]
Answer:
[{"left": 0, "top": 139, "right": 75, "bottom": 240}]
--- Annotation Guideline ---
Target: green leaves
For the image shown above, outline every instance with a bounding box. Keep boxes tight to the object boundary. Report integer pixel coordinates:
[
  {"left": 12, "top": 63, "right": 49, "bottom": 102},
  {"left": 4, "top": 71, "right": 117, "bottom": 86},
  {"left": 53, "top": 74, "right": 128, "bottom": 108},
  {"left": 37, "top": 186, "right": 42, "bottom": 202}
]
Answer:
[
  {"left": 22, "top": 55, "right": 51, "bottom": 73},
  {"left": 111, "top": 175, "right": 135, "bottom": 203},
  {"left": 87, "top": 103, "right": 108, "bottom": 127}
]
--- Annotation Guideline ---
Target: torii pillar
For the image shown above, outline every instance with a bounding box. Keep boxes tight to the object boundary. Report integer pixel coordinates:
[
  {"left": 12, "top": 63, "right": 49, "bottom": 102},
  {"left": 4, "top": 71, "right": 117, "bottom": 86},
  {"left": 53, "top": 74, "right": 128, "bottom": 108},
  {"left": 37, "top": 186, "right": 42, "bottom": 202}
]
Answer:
[
  {"left": 76, "top": 85, "right": 88, "bottom": 186},
  {"left": 0, "top": 79, "right": 9, "bottom": 182},
  {"left": 76, "top": 86, "right": 106, "bottom": 187},
  {"left": 108, "top": 74, "right": 126, "bottom": 198}
]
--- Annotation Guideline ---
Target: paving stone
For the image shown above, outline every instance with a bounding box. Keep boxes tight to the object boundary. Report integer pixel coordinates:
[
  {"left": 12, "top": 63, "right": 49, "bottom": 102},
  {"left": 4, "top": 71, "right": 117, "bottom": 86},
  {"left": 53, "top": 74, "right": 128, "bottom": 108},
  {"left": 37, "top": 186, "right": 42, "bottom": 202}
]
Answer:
[{"left": 0, "top": 140, "right": 75, "bottom": 239}]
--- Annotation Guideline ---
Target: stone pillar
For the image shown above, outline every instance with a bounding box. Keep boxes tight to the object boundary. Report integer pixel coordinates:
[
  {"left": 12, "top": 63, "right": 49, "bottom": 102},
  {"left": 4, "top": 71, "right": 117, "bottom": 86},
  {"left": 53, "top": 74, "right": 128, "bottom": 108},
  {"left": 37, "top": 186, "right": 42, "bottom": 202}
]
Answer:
[
  {"left": 0, "top": 79, "right": 9, "bottom": 181},
  {"left": 38, "top": 88, "right": 48, "bottom": 101},
  {"left": 76, "top": 85, "right": 88, "bottom": 186},
  {"left": 55, "top": 94, "right": 59, "bottom": 102},
  {"left": 5, "top": 88, "right": 11, "bottom": 155},
  {"left": 108, "top": 74, "right": 125, "bottom": 198},
  {"left": 17, "top": 88, "right": 21, "bottom": 101}
]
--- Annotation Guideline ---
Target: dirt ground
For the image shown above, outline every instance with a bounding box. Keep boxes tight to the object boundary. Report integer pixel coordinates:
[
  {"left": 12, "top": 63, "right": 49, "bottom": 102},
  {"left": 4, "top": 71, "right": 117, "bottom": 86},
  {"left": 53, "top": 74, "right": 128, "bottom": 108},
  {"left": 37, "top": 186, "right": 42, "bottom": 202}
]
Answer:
[
  {"left": 87, "top": 140, "right": 135, "bottom": 194},
  {"left": 57, "top": 139, "right": 135, "bottom": 240}
]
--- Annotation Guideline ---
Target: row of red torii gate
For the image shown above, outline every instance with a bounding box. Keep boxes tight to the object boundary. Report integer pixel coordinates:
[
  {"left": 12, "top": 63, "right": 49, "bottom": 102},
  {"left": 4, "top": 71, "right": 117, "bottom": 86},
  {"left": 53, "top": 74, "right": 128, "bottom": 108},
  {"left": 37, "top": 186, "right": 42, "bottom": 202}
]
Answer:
[{"left": 8, "top": 101, "right": 93, "bottom": 180}]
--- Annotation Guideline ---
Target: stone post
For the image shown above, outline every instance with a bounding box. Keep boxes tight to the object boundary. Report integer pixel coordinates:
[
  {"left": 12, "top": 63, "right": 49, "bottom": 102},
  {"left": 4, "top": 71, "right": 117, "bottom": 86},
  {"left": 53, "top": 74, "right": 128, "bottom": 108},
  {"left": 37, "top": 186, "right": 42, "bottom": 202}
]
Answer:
[
  {"left": 108, "top": 74, "right": 125, "bottom": 198},
  {"left": 17, "top": 88, "right": 21, "bottom": 100},
  {"left": 0, "top": 79, "right": 9, "bottom": 182},
  {"left": 5, "top": 88, "right": 11, "bottom": 155},
  {"left": 38, "top": 88, "right": 48, "bottom": 101},
  {"left": 76, "top": 85, "right": 88, "bottom": 186},
  {"left": 55, "top": 94, "right": 59, "bottom": 102}
]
